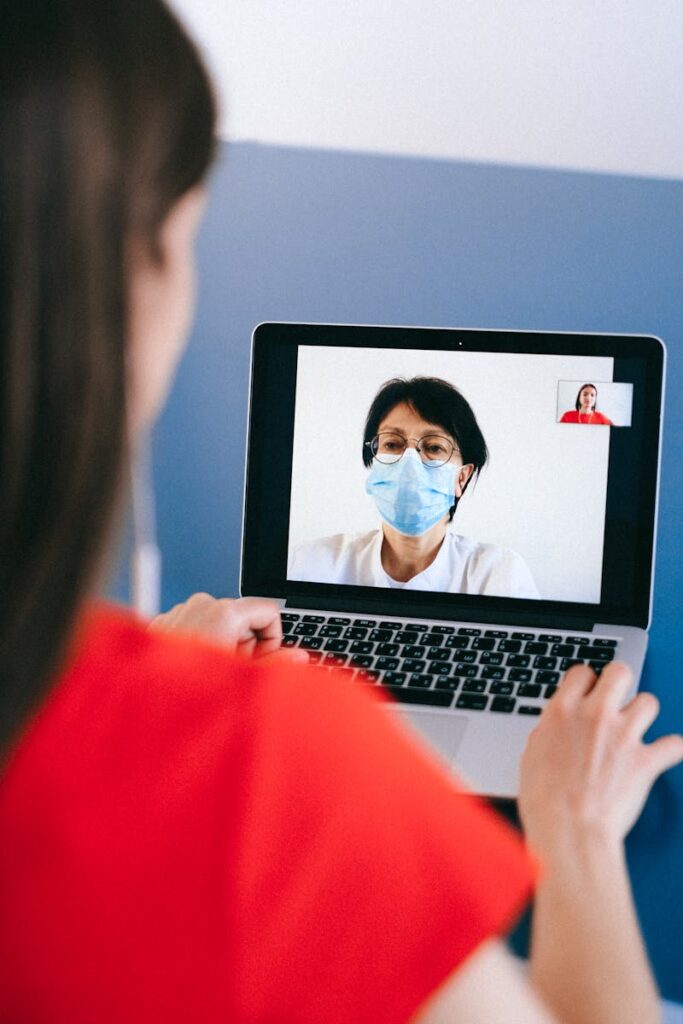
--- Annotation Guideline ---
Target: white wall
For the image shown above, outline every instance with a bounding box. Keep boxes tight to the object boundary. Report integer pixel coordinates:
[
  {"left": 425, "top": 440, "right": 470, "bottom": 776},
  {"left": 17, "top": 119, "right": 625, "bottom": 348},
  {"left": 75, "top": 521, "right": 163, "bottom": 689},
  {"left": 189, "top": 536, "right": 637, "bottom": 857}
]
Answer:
[{"left": 171, "top": 0, "right": 683, "bottom": 180}]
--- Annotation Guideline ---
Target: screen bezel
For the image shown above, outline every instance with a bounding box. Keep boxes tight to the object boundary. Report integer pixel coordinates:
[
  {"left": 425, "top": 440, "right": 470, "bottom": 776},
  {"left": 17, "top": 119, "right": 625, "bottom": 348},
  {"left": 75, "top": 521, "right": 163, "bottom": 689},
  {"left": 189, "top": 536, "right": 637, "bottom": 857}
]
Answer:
[{"left": 241, "top": 323, "right": 664, "bottom": 630}]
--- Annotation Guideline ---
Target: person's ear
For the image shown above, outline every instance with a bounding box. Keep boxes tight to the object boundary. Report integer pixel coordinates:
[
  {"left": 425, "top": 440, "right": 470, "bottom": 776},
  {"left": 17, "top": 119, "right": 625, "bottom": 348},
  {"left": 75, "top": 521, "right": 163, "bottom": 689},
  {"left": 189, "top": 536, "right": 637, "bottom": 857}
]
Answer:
[{"left": 454, "top": 464, "right": 475, "bottom": 499}]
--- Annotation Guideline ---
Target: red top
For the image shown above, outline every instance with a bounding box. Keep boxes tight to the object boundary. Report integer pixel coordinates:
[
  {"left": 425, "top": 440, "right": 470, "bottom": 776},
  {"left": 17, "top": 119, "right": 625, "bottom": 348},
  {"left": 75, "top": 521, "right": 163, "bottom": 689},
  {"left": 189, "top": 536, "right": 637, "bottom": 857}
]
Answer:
[
  {"left": 0, "top": 605, "right": 535, "bottom": 1023},
  {"left": 560, "top": 409, "right": 613, "bottom": 425}
]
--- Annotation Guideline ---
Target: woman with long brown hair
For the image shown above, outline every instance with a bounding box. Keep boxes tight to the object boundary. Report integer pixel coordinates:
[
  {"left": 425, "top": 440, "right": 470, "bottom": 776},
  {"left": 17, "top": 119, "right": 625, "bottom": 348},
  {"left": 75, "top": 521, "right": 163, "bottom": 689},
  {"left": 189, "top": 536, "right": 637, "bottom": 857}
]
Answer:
[{"left": 0, "top": 3, "right": 680, "bottom": 1022}]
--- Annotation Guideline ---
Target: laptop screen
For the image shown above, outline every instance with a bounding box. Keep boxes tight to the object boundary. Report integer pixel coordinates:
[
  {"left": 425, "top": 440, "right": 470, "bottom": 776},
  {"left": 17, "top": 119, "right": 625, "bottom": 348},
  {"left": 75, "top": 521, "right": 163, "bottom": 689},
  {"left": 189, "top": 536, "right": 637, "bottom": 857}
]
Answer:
[{"left": 242, "top": 324, "right": 664, "bottom": 629}]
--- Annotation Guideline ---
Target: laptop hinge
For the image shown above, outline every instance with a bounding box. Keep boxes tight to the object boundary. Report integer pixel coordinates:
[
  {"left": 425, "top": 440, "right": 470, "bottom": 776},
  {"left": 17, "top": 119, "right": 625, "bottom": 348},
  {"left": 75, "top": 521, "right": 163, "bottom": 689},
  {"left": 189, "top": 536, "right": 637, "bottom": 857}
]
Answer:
[{"left": 284, "top": 595, "right": 596, "bottom": 632}]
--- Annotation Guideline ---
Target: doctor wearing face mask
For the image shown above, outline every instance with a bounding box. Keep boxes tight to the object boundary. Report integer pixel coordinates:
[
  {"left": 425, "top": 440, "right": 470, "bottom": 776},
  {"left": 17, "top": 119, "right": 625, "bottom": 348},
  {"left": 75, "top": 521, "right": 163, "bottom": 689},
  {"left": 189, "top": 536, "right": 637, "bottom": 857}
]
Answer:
[{"left": 289, "top": 376, "right": 541, "bottom": 598}]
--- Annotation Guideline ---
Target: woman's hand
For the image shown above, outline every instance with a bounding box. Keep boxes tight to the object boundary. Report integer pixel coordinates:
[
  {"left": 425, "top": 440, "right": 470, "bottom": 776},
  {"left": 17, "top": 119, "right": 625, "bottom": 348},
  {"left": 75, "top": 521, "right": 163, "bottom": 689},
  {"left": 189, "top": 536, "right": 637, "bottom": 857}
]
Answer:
[
  {"left": 519, "top": 661, "right": 683, "bottom": 855},
  {"left": 150, "top": 592, "right": 306, "bottom": 663}
]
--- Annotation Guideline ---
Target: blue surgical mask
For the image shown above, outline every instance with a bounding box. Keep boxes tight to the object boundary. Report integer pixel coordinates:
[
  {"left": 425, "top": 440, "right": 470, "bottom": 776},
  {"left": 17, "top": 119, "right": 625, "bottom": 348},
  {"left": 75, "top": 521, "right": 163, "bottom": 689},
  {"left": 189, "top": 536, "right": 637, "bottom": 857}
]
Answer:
[{"left": 365, "top": 447, "right": 457, "bottom": 536}]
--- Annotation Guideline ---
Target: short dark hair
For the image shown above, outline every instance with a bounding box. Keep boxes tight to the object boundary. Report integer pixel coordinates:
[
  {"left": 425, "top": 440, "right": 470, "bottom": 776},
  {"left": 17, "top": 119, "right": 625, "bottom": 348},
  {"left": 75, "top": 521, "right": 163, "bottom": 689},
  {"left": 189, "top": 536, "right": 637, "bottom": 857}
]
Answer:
[
  {"left": 0, "top": 0, "right": 216, "bottom": 756},
  {"left": 575, "top": 383, "right": 598, "bottom": 411},
  {"left": 362, "top": 376, "right": 488, "bottom": 520}
]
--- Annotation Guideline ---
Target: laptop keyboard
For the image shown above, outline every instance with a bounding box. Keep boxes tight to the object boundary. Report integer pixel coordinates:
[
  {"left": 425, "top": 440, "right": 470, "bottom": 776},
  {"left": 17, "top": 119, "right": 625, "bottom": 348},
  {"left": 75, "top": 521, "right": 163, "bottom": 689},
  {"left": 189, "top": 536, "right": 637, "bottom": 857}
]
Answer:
[{"left": 280, "top": 613, "right": 618, "bottom": 716}]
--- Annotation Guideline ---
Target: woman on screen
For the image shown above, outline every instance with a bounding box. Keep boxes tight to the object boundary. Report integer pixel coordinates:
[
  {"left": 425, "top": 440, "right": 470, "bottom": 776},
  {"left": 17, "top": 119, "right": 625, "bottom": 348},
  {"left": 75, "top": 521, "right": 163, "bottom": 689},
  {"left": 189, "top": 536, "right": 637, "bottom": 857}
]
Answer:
[
  {"left": 560, "top": 383, "right": 613, "bottom": 425},
  {"left": 289, "top": 377, "right": 540, "bottom": 598}
]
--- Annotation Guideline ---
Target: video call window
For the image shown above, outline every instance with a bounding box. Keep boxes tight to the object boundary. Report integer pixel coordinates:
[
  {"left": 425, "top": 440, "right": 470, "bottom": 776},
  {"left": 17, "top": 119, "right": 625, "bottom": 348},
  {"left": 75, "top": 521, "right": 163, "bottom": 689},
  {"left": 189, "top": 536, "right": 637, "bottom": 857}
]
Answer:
[
  {"left": 287, "top": 346, "right": 625, "bottom": 605},
  {"left": 556, "top": 380, "right": 634, "bottom": 427}
]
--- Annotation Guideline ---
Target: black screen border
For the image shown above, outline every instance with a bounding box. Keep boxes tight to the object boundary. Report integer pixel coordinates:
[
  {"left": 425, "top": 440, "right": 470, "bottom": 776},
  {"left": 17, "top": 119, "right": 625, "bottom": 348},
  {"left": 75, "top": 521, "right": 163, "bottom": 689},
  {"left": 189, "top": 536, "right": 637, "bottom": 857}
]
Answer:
[{"left": 241, "top": 323, "right": 664, "bottom": 630}]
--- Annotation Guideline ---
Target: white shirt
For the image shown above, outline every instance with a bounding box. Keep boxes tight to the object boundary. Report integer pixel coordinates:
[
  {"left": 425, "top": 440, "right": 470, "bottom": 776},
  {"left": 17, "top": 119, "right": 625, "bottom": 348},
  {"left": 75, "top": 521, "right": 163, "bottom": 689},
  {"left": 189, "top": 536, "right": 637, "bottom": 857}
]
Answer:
[{"left": 288, "top": 528, "right": 541, "bottom": 599}]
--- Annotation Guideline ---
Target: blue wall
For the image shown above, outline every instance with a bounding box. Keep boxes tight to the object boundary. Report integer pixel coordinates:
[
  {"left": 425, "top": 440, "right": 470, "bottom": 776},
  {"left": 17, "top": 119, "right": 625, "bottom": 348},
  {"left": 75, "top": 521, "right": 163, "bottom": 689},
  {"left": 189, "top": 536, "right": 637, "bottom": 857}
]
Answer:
[{"left": 114, "top": 141, "right": 683, "bottom": 999}]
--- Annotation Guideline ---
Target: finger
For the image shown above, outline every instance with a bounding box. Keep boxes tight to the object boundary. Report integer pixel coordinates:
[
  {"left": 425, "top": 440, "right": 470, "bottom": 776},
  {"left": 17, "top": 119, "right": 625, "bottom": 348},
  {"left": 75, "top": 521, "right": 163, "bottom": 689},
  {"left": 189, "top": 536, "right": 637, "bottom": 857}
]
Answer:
[
  {"left": 258, "top": 647, "right": 309, "bottom": 665},
  {"left": 554, "top": 663, "right": 598, "bottom": 705},
  {"left": 229, "top": 597, "right": 283, "bottom": 644},
  {"left": 642, "top": 733, "right": 683, "bottom": 780},
  {"left": 587, "top": 661, "right": 633, "bottom": 711},
  {"left": 620, "top": 691, "right": 660, "bottom": 739}
]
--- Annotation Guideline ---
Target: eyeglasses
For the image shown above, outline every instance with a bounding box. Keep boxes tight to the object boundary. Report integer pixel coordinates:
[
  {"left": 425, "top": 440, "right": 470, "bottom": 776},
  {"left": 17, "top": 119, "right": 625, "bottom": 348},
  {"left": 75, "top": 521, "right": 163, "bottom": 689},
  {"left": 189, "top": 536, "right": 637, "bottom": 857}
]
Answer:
[{"left": 365, "top": 431, "right": 458, "bottom": 468}]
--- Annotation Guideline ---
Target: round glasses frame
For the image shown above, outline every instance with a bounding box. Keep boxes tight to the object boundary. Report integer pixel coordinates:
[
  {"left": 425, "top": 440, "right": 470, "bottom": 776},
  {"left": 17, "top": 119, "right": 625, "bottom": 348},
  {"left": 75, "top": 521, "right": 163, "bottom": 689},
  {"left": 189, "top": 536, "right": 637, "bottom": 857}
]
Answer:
[{"left": 365, "top": 431, "right": 458, "bottom": 468}]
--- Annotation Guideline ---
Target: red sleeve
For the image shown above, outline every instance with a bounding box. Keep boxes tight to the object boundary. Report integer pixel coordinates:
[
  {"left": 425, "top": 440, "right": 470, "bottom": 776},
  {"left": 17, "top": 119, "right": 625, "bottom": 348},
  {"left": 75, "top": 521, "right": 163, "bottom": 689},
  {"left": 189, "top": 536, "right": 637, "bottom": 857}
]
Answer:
[
  {"left": 560, "top": 410, "right": 576, "bottom": 422},
  {"left": 229, "top": 662, "right": 536, "bottom": 1024}
]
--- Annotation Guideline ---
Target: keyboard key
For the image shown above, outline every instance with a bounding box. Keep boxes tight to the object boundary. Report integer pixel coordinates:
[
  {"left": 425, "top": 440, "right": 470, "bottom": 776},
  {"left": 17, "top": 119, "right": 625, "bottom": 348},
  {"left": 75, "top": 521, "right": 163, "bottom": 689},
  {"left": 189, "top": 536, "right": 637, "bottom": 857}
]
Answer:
[
  {"left": 301, "top": 637, "right": 324, "bottom": 650},
  {"left": 560, "top": 657, "right": 584, "bottom": 671},
  {"left": 533, "top": 656, "right": 557, "bottom": 670},
  {"left": 303, "top": 614, "right": 325, "bottom": 622},
  {"left": 519, "top": 705, "right": 542, "bottom": 715},
  {"left": 407, "top": 674, "right": 433, "bottom": 688},
  {"left": 550, "top": 643, "right": 575, "bottom": 657},
  {"left": 281, "top": 612, "right": 300, "bottom": 621},
  {"left": 329, "top": 616, "right": 351, "bottom": 625},
  {"left": 324, "top": 638, "right": 348, "bottom": 652},
  {"left": 508, "top": 668, "right": 532, "bottom": 683},
  {"left": 281, "top": 636, "right": 299, "bottom": 647},
  {"left": 594, "top": 637, "right": 618, "bottom": 647},
  {"left": 382, "top": 671, "right": 406, "bottom": 686},
  {"left": 433, "top": 625, "right": 455, "bottom": 634},
  {"left": 426, "top": 648, "right": 449, "bottom": 662},
  {"left": 566, "top": 635, "right": 589, "bottom": 644},
  {"left": 472, "top": 637, "right": 496, "bottom": 651},
  {"left": 294, "top": 623, "right": 318, "bottom": 636},
  {"left": 420, "top": 632, "right": 444, "bottom": 647},
  {"left": 369, "top": 628, "right": 392, "bottom": 643},
  {"left": 453, "top": 651, "right": 477, "bottom": 664},
  {"left": 344, "top": 627, "right": 368, "bottom": 640},
  {"left": 356, "top": 669, "right": 380, "bottom": 682},
  {"left": 456, "top": 694, "right": 489, "bottom": 711},
  {"left": 517, "top": 683, "right": 541, "bottom": 698},
  {"left": 578, "top": 646, "right": 614, "bottom": 662},
  {"left": 589, "top": 661, "right": 606, "bottom": 674},
  {"left": 306, "top": 652, "right": 323, "bottom": 664},
  {"left": 424, "top": 660, "right": 449, "bottom": 675},
  {"left": 395, "top": 630, "right": 419, "bottom": 644},
  {"left": 349, "top": 640, "right": 373, "bottom": 654},
  {"left": 479, "top": 651, "right": 504, "bottom": 665},
  {"left": 491, "top": 696, "right": 516, "bottom": 713},
  {"left": 539, "top": 633, "right": 562, "bottom": 642},
  {"left": 376, "top": 642, "right": 399, "bottom": 657},
  {"left": 282, "top": 620, "right": 295, "bottom": 634},
  {"left": 507, "top": 654, "right": 531, "bottom": 668},
  {"left": 462, "top": 679, "right": 487, "bottom": 693},
  {"left": 406, "top": 623, "right": 428, "bottom": 632},
  {"left": 536, "top": 670, "right": 560, "bottom": 685},
  {"left": 387, "top": 686, "right": 454, "bottom": 707},
  {"left": 512, "top": 632, "right": 535, "bottom": 640},
  {"left": 354, "top": 619, "right": 376, "bottom": 628},
  {"left": 376, "top": 656, "right": 399, "bottom": 671},
  {"left": 323, "top": 653, "right": 347, "bottom": 667},
  {"left": 498, "top": 639, "right": 522, "bottom": 653},
  {"left": 489, "top": 681, "right": 514, "bottom": 695},
  {"left": 544, "top": 684, "right": 558, "bottom": 699},
  {"left": 524, "top": 641, "right": 547, "bottom": 654},
  {"left": 482, "top": 666, "right": 505, "bottom": 680},
  {"left": 458, "top": 627, "right": 482, "bottom": 636},
  {"left": 319, "top": 624, "right": 343, "bottom": 637},
  {"left": 403, "top": 644, "right": 426, "bottom": 659},
  {"left": 445, "top": 635, "right": 470, "bottom": 649},
  {"left": 379, "top": 621, "right": 400, "bottom": 630},
  {"left": 403, "top": 658, "right": 426, "bottom": 673},
  {"left": 453, "top": 664, "right": 478, "bottom": 678},
  {"left": 350, "top": 654, "right": 374, "bottom": 669},
  {"left": 434, "top": 676, "right": 460, "bottom": 691},
  {"left": 485, "top": 629, "right": 509, "bottom": 638}
]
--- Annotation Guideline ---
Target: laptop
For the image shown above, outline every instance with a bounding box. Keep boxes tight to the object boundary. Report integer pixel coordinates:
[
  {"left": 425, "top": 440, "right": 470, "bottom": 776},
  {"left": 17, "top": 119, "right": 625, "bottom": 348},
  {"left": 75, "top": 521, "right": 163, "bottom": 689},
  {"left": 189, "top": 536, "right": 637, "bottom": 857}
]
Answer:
[{"left": 241, "top": 323, "right": 665, "bottom": 797}]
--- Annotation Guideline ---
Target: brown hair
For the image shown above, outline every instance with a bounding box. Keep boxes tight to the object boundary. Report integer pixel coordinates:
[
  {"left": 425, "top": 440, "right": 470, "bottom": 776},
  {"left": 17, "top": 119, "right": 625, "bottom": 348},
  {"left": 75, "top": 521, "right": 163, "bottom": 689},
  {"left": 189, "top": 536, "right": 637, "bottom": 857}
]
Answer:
[{"left": 0, "top": 0, "right": 216, "bottom": 755}]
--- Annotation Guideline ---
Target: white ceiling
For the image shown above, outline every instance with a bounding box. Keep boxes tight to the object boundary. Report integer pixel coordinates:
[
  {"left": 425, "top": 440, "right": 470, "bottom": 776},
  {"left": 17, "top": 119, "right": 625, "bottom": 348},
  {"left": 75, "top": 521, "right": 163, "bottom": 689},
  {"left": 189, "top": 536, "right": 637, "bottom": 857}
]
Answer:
[{"left": 171, "top": 0, "right": 683, "bottom": 180}]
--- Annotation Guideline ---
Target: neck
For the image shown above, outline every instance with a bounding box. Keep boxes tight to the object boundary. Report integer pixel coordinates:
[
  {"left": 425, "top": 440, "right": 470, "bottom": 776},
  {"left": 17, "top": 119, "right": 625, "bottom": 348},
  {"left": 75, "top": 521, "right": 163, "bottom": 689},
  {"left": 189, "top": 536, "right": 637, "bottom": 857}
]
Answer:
[{"left": 381, "top": 520, "right": 448, "bottom": 582}]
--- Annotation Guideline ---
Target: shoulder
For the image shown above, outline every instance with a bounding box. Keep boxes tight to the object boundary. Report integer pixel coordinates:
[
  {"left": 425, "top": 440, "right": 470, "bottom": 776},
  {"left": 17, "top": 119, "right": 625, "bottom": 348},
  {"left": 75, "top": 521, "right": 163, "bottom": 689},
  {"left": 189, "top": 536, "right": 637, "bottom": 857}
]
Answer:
[
  {"left": 448, "top": 536, "right": 540, "bottom": 598},
  {"left": 560, "top": 410, "right": 577, "bottom": 422},
  {"left": 289, "top": 530, "right": 378, "bottom": 573}
]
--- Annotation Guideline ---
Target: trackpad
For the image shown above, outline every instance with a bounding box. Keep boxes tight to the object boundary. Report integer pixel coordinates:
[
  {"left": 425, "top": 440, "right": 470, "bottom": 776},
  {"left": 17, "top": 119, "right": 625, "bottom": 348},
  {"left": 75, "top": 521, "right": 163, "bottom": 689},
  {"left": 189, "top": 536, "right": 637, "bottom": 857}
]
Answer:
[{"left": 402, "top": 710, "right": 469, "bottom": 769}]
